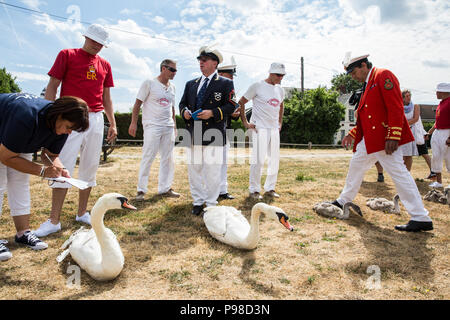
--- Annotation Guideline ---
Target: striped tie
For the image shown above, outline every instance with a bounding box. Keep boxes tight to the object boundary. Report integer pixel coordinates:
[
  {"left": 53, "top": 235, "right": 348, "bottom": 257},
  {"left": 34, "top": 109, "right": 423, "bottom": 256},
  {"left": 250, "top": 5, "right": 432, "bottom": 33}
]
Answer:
[{"left": 195, "top": 78, "right": 209, "bottom": 110}]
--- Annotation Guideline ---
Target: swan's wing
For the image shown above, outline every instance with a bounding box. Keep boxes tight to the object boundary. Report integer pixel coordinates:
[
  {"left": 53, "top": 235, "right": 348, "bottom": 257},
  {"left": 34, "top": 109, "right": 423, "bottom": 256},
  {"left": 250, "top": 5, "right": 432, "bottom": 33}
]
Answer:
[
  {"left": 203, "top": 206, "right": 247, "bottom": 237},
  {"left": 56, "top": 248, "right": 70, "bottom": 263},
  {"left": 203, "top": 206, "right": 229, "bottom": 237},
  {"left": 69, "top": 230, "right": 102, "bottom": 267},
  {"left": 60, "top": 226, "right": 86, "bottom": 249}
]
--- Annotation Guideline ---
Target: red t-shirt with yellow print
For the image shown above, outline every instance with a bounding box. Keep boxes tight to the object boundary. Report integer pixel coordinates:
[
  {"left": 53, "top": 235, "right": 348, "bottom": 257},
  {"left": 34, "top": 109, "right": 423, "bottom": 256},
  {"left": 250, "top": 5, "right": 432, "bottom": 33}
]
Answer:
[{"left": 48, "top": 48, "right": 114, "bottom": 112}]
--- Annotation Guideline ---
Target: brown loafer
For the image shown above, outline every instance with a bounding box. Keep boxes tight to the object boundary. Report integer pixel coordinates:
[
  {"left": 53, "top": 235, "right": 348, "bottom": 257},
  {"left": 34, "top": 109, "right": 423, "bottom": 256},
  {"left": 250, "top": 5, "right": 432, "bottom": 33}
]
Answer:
[
  {"left": 265, "top": 190, "right": 280, "bottom": 198},
  {"left": 161, "top": 189, "right": 181, "bottom": 198}
]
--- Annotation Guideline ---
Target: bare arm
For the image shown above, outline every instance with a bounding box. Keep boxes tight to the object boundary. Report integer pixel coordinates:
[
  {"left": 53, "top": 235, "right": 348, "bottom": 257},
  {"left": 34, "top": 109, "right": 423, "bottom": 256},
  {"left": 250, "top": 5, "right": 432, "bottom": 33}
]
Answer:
[
  {"left": 128, "top": 99, "right": 143, "bottom": 137},
  {"left": 0, "top": 145, "right": 64, "bottom": 178},
  {"left": 45, "top": 77, "right": 61, "bottom": 101},
  {"left": 103, "top": 87, "right": 118, "bottom": 142},
  {"left": 408, "top": 104, "right": 420, "bottom": 126},
  {"left": 279, "top": 102, "right": 284, "bottom": 131}
]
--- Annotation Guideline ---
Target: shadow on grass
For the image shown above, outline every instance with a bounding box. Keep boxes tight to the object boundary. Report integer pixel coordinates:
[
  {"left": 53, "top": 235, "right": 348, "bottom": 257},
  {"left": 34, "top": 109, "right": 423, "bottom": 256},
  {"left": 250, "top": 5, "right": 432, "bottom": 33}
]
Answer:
[
  {"left": 238, "top": 250, "right": 281, "bottom": 298},
  {"left": 344, "top": 215, "right": 434, "bottom": 284},
  {"left": 359, "top": 181, "right": 396, "bottom": 199}
]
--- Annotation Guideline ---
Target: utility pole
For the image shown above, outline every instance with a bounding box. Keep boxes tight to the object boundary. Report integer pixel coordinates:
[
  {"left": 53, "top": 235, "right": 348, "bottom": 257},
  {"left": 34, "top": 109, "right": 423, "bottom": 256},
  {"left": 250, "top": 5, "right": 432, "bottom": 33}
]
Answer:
[{"left": 301, "top": 57, "right": 304, "bottom": 94}]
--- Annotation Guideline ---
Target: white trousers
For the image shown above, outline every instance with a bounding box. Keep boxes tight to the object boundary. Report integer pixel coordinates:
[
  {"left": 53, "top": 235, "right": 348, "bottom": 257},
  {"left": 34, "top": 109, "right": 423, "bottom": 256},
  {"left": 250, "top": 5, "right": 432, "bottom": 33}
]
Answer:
[
  {"left": 430, "top": 128, "right": 450, "bottom": 173},
  {"left": 51, "top": 112, "right": 104, "bottom": 189},
  {"left": 187, "top": 145, "right": 223, "bottom": 207},
  {"left": 337, "top": 139, "right": 431, "bottom": 222},
  {"left": 0, "top": 154, "right": 32, "bottom": 216},
  {"left": 249, "top": 128, "right": 280, "bottom": 193},
  {"left": 219, "top": 139, "right": 230, "bottom": 195},
  {"left": 137, "top": 125, "right": 175, "bottom": 194}
]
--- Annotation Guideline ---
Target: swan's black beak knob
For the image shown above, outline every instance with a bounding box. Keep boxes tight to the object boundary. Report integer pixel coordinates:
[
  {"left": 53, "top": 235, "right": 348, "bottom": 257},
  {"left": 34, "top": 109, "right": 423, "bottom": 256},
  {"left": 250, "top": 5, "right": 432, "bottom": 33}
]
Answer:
[{"left": 277, "top": 212, "right": 294, "bottom": 232}]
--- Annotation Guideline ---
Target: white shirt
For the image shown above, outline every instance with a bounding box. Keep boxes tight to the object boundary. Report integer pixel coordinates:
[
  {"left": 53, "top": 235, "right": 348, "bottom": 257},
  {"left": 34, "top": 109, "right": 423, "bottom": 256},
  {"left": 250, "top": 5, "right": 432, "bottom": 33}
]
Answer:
[
  {"left": 137, "top": 78, "right": 176, "bottom": 127},
  {"left": 244, "top": 80, "right": 285, "bottom": 129},
  {"left": 197, "top": 71, "right": 217, "bottom": 94}
]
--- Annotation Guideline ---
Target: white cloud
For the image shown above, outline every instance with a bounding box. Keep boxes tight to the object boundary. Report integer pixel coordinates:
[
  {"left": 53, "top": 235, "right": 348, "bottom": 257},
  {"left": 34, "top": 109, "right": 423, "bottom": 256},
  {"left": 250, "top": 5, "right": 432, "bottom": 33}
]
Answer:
[
  {"left": 10, "top": 71, "right": 48, "bottom": 82},
  {"left": 120, "top": 8, "right": 141, "bottom": 15},
  {"left": 152, "top": 16, "right": 166, "bottom": 24}
]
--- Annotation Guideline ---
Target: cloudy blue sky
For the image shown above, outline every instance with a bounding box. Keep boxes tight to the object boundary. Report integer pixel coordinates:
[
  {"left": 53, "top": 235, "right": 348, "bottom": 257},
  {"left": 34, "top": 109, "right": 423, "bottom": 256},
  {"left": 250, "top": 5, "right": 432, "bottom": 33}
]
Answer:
[{"left": 1, "top": 0, "right": 449, "bottom": 113}]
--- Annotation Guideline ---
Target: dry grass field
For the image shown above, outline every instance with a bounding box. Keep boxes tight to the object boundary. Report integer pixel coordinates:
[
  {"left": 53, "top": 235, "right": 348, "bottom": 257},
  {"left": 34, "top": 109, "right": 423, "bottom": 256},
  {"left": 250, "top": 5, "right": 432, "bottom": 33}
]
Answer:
[{"left": 0, "top": 146, "right": 448, "bottom": 300}]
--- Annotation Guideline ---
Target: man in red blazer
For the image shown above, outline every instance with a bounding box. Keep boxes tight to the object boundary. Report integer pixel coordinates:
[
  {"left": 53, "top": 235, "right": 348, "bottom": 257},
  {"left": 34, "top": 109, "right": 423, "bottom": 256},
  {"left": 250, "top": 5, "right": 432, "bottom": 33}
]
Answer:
[{"left": 332, "top": 53, "right": 433, "bottom": 232}]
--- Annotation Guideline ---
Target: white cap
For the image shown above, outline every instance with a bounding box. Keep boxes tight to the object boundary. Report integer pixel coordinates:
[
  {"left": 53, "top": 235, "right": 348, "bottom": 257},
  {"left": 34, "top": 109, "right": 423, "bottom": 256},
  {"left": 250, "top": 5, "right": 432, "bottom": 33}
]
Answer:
[
  {"left": 83, "top": 24, "right": 110, "bottom": 47},
  {"left": 218, "top": 56, "right": 237, "bottom": 73},
  {"left": 269, "top": 62, "right": 286, "bottom": 75},
  {"left": 436, "top": 83, "right": 450, "bottom": 93},
  {"left": 197, "top": 45, "right": 223, "bottom": 64},
  {"left": 343, "top": 52, "right": 370, "bottom": 73}
]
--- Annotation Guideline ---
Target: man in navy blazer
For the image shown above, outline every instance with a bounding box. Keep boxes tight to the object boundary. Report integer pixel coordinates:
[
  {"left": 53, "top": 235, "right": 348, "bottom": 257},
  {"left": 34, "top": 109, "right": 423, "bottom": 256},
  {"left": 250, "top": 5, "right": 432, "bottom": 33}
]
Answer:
[{"left": 179, "top": 45, "right": 236, "bottom": 215}]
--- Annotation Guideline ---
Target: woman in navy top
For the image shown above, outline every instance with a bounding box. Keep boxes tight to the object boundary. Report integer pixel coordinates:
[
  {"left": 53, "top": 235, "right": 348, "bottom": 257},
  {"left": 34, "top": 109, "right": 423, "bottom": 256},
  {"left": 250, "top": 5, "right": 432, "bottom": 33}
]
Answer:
[{"left": 0, "top": 93, "right": 88, "bottom": 261}]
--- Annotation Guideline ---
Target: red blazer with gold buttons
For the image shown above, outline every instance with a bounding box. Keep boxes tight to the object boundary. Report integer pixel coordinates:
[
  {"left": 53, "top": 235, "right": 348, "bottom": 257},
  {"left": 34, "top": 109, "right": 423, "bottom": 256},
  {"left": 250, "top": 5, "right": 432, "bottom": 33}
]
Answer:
[{"left": 347, "top": 67, "right": 414, "bottom": 154}]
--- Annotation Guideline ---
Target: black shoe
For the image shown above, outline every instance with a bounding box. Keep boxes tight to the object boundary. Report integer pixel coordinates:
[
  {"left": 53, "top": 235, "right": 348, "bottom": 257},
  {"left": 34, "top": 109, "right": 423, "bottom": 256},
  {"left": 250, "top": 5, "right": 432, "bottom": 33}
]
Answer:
[
  {"left": 218, "top": 193, "right": 235, "bottom": 200},
  {"left": 395, "top": 220, "right": 433, "bottom": 232},
  {"left": 192, "top": 205, "right": 204, "bottom": 216},
  {"left": 426, "top": 172, "right": 437, "bottom": 180},
  {"left": 0, "top": 240, "right": 12, "bottom": 261},
  {"left": 377, "top": 173, "right": 385, "bottom": 182},
  {"left": 15, "top": 231, "right": 48, "bottom": 250},
  {"left": 331, "top": 200, "right": 343, "bottom": 209}
]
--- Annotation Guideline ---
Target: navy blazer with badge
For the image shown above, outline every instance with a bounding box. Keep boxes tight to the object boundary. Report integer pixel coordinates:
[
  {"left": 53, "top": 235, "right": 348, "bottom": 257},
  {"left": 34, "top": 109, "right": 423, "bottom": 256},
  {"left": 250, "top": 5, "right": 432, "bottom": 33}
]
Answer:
[{"left": 179, "top": 73, "right": 236, "bottom": 146}]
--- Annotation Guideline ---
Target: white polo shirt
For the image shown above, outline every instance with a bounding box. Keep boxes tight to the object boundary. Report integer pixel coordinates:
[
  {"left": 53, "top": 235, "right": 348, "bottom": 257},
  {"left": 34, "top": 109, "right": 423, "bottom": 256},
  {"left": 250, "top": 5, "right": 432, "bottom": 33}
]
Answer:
[
  {"left": 244, "top": 80, "right": 284, "bottom": 129},
  {"left": 137, "top": 78, "right": 176, "bottom": 127}
]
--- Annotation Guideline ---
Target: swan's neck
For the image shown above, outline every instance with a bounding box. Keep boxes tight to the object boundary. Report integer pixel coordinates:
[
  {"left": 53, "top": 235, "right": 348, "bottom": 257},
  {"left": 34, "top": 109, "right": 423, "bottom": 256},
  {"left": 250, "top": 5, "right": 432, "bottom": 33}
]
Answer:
[
  {"left": 90, "top": 203, "right": 120, "bottom": 262},
  {"left": 245, "top": 207, "right": 263, "bottom": 248},
  {"left": 393, "top": 197, "right": 400, "bottom": 212},
  {"left": 91, "top": 201, "right": 107, "bottom": 240}
]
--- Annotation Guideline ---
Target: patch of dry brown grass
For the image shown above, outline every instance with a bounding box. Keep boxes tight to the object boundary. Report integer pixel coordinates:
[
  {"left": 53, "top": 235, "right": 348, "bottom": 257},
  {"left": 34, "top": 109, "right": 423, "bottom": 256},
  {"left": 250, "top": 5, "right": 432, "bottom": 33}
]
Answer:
[{"left": 0, "top": 147, "right": 448, "bottom": 300}]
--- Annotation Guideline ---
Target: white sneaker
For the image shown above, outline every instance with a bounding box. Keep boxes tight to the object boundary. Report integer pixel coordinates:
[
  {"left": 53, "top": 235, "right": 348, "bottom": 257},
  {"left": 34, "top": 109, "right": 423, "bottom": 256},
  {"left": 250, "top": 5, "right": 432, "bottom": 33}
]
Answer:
[
  {"left": 32, "top": 219, "right": 61, "bottom": 237},
  {"left": 76, "top": 212, "right": 91, "bottom": 225},
  {"left": 0, "top": 240, "right": 12, "bottom": 261},
  {"left": 429, "top": 182, "right": 443, "bottom": 188}
]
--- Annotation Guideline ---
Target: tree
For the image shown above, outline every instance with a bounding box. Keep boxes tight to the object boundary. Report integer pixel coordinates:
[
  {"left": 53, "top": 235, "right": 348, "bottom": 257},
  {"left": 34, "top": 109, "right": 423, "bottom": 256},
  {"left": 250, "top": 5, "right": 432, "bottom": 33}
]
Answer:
[
  {"left": 331, "top": 72, "right": 362, "bottom": 94},
  {"left": 0, "top": 67, "right": 21, "bottom": 93},
  {"left": 282, "top": 87, "right": 345, "bottom": 144}
]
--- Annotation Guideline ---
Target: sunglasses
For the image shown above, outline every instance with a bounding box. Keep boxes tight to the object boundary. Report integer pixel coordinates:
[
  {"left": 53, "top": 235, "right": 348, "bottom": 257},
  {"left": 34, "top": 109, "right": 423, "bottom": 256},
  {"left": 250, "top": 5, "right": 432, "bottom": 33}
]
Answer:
[
  {"left": 275, "top": 73, "right": 285, "bottom": 77},
  {"left": 163, "top": 65, "right": 177, "bottom": 72}
]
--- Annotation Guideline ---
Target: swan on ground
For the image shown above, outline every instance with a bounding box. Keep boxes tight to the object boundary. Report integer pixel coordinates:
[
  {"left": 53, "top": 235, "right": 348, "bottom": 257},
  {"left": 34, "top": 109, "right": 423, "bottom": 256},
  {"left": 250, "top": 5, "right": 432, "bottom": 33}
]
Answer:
[
  {"left": 366, "top": 194, "right": 400, "bottom": 214},
  {"left": 424, "top": 189, "right": 447, "bottom": 204},
  {"left": 56, "top": 193, "right": 136, "bottom": 281},
  {"left": 313, "top": 201, "right": 362, "bottom": 220},
  {"left": 203, "top": 202, "right": 294, "bottom": 250}
]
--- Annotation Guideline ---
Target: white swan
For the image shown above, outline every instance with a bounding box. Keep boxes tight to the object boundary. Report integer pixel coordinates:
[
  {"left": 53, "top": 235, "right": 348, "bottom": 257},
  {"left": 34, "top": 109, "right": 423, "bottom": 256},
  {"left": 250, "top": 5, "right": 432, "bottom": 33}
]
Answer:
[
  {"left": 56, "top": 193, "right": 136, "bottom": 281},
  {"left": 313, "top": 202, "right": 362, "bottom": 220},
  {"left": 366, "top": 194, "right": 400, "bottom": 214},
  {"left": 203, "top": 202, "right": 294, "bottom": 250}
]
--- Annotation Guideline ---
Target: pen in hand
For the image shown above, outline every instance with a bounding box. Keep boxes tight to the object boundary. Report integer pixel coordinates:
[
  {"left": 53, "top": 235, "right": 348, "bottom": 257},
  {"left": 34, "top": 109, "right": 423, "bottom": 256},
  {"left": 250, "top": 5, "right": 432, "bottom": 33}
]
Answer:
[{"left": 42, "top": 152, "right": 68, "bottom": 178}]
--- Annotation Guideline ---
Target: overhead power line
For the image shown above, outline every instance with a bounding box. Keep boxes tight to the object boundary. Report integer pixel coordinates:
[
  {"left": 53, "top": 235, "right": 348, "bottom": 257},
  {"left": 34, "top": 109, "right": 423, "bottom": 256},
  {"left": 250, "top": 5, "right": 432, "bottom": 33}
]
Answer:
[
  {"left": 0, "top": 1, "right": 437, "bottom": 95},
  {"left": 0, "top": 1, "right": 335, "bottom": 70}
]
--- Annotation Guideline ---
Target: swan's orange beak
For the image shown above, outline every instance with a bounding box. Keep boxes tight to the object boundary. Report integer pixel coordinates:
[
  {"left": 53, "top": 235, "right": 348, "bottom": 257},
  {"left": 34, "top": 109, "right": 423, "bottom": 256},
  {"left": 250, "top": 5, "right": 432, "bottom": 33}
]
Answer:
[
  {"left": 122, "top": 201, "right": 137, "bottom": 210},
  {"left": 280, "top": 216, "right": 294, "bottom": 232}
]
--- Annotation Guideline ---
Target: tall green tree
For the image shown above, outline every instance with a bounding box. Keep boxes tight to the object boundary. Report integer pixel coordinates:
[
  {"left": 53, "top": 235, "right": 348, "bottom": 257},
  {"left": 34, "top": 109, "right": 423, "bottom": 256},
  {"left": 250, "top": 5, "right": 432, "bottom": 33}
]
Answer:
[
  {"left": 282, "top": 87, "right": 345, "bottom": 144},
  {"left": 331, "top": 72, "right": 362, "bottom": 94},
  {"left": 0, "top": 67, "right": 21, "bottom": 93}
]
